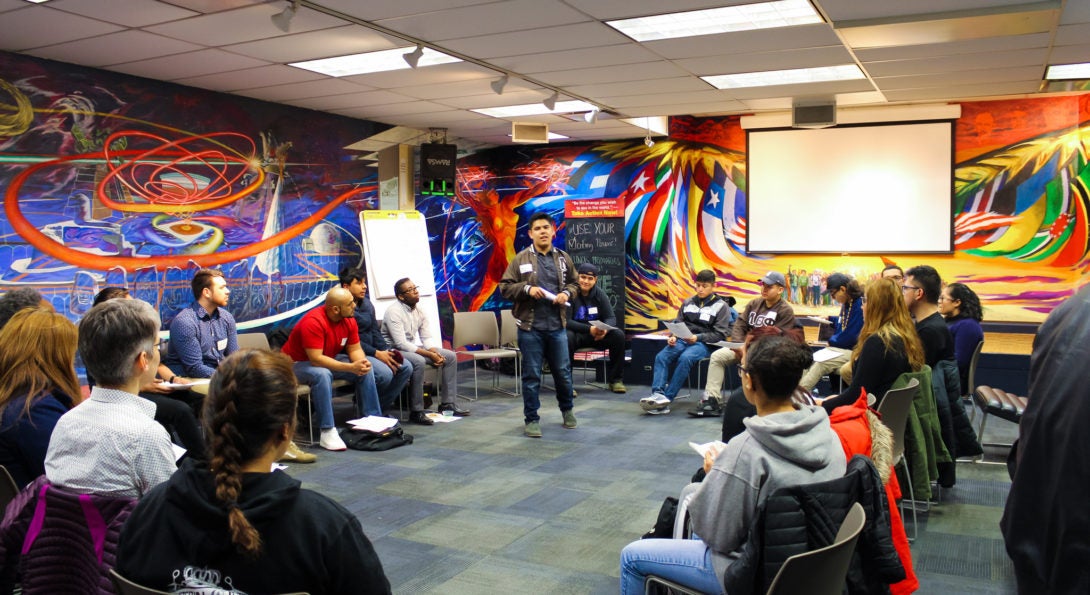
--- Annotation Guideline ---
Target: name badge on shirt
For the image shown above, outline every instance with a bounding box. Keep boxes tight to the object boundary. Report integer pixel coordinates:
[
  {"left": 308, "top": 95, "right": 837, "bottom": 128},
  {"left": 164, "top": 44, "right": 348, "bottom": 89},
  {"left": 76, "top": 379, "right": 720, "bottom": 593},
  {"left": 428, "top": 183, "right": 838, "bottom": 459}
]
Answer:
[
  {"left": 520, "top": 263, "right": 533, "bottom": 274},
  {"left": 340, "top": 338, "right": 347, "bottom": 347},
  {"left": 217, "top": 338, "right": 228, "bottom": 350},
  {"left": 588, "top": 307, "right": 598, "bottom": 315},
  {"left": 700, "top": 313, "right": 711, "bottom": 321}
]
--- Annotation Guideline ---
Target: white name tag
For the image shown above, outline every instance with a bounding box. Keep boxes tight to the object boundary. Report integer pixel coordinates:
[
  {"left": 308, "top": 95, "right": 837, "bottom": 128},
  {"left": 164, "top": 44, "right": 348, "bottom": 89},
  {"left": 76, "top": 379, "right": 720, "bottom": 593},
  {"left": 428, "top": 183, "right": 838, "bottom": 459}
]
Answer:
[
  {"left": 588, "top": 307, "right": 598, "bottom": 315},
  {"left": 340, "top": 338, "right": 347, "bottom": 347},
  {"left": 217, "top": 338, "right": 228, "bottom": 350},
  {"left": 700, "top": 313, "right": 711, "bottom": 321},
  {"left": 520, "top": 263, "right": 533, "bottom": 274}
]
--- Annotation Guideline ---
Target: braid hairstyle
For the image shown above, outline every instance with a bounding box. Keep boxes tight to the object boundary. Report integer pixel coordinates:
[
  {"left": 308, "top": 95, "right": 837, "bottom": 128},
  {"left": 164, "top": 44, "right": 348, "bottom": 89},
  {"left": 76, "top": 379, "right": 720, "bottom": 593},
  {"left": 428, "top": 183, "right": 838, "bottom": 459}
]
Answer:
[{"left": 203, "top": 348, "right": 298, "bottom": 558}]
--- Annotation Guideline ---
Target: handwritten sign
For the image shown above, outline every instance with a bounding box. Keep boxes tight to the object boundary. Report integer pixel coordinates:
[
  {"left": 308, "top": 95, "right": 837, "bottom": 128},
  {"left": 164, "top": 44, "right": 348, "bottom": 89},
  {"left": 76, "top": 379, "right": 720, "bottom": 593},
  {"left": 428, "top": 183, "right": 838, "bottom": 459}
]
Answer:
[{"left": 565, "top": 215, "right": 625, "bottom": 323}]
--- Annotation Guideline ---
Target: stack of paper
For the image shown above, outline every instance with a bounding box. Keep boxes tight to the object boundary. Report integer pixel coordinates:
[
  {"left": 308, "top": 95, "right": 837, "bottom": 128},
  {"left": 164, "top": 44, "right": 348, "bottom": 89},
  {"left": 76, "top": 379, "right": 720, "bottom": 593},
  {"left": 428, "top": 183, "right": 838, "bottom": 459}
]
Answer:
[{"left": 346, "top": 415, "right": 399, "bottom": 432}]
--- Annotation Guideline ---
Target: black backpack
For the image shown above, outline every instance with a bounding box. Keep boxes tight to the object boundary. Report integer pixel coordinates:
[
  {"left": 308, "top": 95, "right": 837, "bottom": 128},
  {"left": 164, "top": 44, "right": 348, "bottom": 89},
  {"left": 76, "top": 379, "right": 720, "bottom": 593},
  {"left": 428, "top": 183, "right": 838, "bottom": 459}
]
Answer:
[{"left": 338, "top": 424, "right": 413, "bottom": 451}]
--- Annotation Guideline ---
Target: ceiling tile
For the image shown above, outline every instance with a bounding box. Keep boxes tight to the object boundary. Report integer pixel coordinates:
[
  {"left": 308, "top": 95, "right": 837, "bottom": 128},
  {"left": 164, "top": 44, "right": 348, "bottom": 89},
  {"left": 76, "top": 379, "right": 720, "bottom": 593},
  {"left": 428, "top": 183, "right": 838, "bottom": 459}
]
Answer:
[
  {"left": 722, "top": 79, "right": 874, "bottom": 100},
  {"left": 0, "top": 6, "right": 123, "bottom": 51},
  {"left": 873, "top": 66, "right": 1044, "bottom": 90},
  {"left": 1048, "top": 44, "right": 1090, "bottom": 65},
  {"left": 533, "top": 61, "right": 690, "bottom": 86},
  {"left": 441, "top": 22, "right": 628, "bottom": 59},
  {"left": 677, "top": 46, "right": 855, "bottom": 76},
  {"left": 311, "top": 0, "right": 496, "bottom": 22},
  {"left": 863, "top": 48, "right": 1047, "bottom": 77},
  {"left": 341, "top": 62, "right": 495, "bottom": 90},
  {"left": 439, "top": 90, "right": 557, "bottom": 110},
  {"left": 223, "top": 25, "right": 403, "bottom": 63},
  {"left": 235, "top": 78, "right": 374, "bottom": 101},
  {"left": 493, "top": 44, "right": 661, "bottom": 74},
  {"left": 884, "top": 80, "right": 1041, "bottom": 102},
  {"left": 376, "top": 0, "right": 591, "bottom": 42},
  {"left": 562, "top": 0, "right": 742, "bottom": 21},
  {"left": 605, "top": 89, "right": 728, "bottom": 109},
  {"left": 818, "top": 0, "right": 1037, "bottom": 22},
  {"left": 48, "top": 0, "right": 198, "bottom": 27},
  {"left": 143, "top": 4, "right": 348, "bottom": 46},
  {"left": 389, "top": 77, "right": 540, "bottom": 101},
  {"left": 174, "top": 64, "right": 325, "bottom": 92},
  {"left": 1056, "top": 23, "right": 1090, "bottom": 46},
  {"left": 26, "top": 30, "right": 201, "bottom": 67},
  {"left": 643, "top": 24, "right": 839, "bottom": 60},
  {"left": 109, "top": 49, "right": 270, "bottom": 80},
  {"left": 334, "top": 100, "right": 454, "bottom": 118},
  {"left": 854, "top": 33, "right": 1050, "bottom": 61},
  {"left": 569, "top": 76, "right": 713, "bottom": 98},
  {"left": 285, "top": 90, "right": 416, "bottom": 110}
]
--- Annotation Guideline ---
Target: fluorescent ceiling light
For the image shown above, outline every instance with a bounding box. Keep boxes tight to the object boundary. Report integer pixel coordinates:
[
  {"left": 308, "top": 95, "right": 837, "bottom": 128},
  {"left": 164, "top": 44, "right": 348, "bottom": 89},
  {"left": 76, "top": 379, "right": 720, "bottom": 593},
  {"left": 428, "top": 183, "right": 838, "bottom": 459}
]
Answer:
[
  {"left": 509, "top": 132, "right": 570, "bottom": 140},
  {"left": 1046, "top": 63, "right": 1090, "bottom": 80},
  {"left": 702, "top": 64, "right": 864, "bottom": 89},
  {"left": 291, "top": 47, "right": 460, "bottom": 77},
  {"left": 472, "top": 100, "right": 596, "bottom": 118},
  {"left": 606, "top": 0, "right": 821, "bottom": 42}
]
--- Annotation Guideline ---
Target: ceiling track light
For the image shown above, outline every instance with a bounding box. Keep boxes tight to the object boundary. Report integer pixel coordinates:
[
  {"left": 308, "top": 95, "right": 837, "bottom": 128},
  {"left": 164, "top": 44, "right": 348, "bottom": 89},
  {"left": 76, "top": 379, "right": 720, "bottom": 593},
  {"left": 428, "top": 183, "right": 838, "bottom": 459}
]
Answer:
[
  {"left": 270, "top": 0, "right": 299, "bottom": 33},
  {"left": 584, "top": 108, "right": 599, "bottom": 124},
  {"left": 542, "top": 90, "right": 559, "bottom": 111},
  {"left": 490, "top": 74, "right": 509, "bottom": 95},
  {"left": 403, "top": 45, "right": 424, "bottom": 68}
]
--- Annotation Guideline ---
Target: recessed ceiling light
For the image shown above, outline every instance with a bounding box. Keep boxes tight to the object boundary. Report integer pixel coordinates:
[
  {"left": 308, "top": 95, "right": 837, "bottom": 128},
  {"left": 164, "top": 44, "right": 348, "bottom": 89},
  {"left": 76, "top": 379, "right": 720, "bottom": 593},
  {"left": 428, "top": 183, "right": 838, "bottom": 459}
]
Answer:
[
  {"left": 509, "top": 132, "right": 570, "bottom": 140},
  {"left": 290, "top": 47, "right": 460, "bottom": 77},
  {"left": 1046, "top": 63, "right": 1090, "bottom": 80},
  {"left": 702, "top": 64, "right": 865, "bottom": 89},
  {"left": 472, "top": 100, "right": 596, "bottom": 118},
  {"left": 24, "top": 0, "right": 51, "bottom": 3},
  {"left": 606, "top": 0, "right": 821, "bottom": 42}
]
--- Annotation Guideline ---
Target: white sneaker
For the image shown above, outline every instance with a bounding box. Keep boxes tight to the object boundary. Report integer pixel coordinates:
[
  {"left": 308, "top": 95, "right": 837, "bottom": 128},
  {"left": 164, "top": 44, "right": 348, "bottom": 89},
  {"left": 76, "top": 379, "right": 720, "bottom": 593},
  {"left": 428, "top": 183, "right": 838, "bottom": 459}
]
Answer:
[
  {"left": 640, "top": 394, "right": 671, "bottom": 412},
  {"left": 646, "top": 406, "right": 671, "bottom": 415},
  {"left": 319, "top": 428, "right": 347, "bottom": 451}
]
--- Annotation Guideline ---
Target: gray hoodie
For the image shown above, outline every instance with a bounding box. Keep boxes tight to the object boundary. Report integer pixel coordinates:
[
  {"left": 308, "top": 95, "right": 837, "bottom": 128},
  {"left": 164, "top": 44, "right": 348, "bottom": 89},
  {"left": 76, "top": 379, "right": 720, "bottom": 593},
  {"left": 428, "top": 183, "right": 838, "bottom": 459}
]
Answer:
[{"left": 689, "top": 404, "right": 846, "bottom": 558}]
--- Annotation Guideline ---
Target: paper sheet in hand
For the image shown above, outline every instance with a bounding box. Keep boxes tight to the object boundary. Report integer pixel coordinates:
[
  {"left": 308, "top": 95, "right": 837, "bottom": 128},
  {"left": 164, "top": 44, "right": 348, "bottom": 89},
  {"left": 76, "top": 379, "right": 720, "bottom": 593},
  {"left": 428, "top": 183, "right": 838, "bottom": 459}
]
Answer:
[
  {"left": 664, "top": 321, "right": 695, "bottom": 339},
  {"left": 812, "top": 347, "right": 842, "bottom": 363},
  {"left": 806, "top": 316, "right": 832, "bottom": 325},
  {"left": 590, "top": 320, "right": 617, "bottom": 332},
  {"left": 347, "top": 415, "right": 399, "bottom": 432},
  {"left": 172, "top": 444, "right": 186, "bottom": 462},
  {"left": 689, "top": 440, "right": 726, "bottom": 458},
  {"left": 538, "top": 288, "right": 571, "bottom": 307},
  {"left": 164, "top": 378, "right": 209, "bottom": 389}
]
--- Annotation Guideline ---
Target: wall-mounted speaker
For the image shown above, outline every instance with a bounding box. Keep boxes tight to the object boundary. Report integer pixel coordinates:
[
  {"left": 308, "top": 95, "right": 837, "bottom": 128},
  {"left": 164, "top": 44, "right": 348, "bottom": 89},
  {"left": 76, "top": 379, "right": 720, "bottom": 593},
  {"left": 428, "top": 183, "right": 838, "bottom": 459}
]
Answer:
[
  {"left": 512, "top": 122, "right": 549, "bottom": 143},
  {"left": 792, "top": 102, "right": 837, "bottom": 129},
  {"left": 419, "top": 142, "right": 457, "bottom": 196}
]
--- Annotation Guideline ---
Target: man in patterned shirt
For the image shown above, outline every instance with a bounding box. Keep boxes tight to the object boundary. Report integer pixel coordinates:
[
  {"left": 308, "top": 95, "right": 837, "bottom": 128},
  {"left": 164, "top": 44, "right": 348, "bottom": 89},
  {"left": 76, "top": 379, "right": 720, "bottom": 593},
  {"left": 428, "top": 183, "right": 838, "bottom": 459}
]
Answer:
[
  {"left": 163, "top": 268, "right": 238, "bottom": 379},
  {"left": 46, "top": 298, "right": 176, "bottom": 498}
]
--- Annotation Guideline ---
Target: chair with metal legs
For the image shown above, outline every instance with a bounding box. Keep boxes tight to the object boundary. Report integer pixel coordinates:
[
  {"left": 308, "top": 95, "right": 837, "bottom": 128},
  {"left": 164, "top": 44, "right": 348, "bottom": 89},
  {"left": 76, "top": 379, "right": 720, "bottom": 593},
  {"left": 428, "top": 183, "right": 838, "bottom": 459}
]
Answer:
[
  {"left": 453, "top": 311, "right": 519, "bottom": 400},
  {"left": 876, "top": 378, "right": 922, "bottom": 540}
]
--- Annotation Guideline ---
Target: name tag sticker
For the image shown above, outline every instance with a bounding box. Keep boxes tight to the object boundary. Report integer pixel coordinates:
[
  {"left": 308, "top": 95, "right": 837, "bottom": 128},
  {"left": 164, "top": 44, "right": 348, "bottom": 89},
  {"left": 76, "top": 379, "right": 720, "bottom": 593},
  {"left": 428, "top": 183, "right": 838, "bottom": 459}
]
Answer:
[
  {"left": 217, "top": 338, "right": 228, "bottom": 350},
  {"left": 340, "top": 338, "right": 347, "bottom": 347},
  {"left": 588, "top": 307, "right": 598, "bottom": 315},
  {"left": 700, "top": 313, "right": 711, "bottom": 321},
  {"left": 520, "top": 263, "right": 533, "bottom": 274}
]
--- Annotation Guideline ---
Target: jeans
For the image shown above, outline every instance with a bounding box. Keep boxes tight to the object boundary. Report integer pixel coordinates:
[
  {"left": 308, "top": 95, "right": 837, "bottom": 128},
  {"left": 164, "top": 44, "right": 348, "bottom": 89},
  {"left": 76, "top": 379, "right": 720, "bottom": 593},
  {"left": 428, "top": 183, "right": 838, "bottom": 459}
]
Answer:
[
  {"left": 399, "top": 348, "right": 457, "bottom": 411},
  {"left": 566, "top": 328, "right": 626, "bottom": 383},
  {"left": 619, "top": 538, "right": 724, "bottom": 595},
  {"left": 652, "top": 342, "right": 712, "bottom": 400},
  {"left": 518, "top": 328, "right": 574, "bottom": 423},
  {"left": 368, "top": 355, "right": 413, "bottom": 411},
  {"left": 292, "top": 354, "right": 381, "bottom": 429},
  {"left": 139, "top": 391, "right": 206, "bottom": 462}
]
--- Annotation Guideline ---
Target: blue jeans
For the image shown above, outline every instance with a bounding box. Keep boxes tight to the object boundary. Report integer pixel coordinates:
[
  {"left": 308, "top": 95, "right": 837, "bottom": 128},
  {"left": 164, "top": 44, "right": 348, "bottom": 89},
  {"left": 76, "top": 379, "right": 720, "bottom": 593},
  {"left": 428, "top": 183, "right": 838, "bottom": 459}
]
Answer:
[
  {"left": 620, "top": 538, "right": 724, "bottom": 595},
  {"left": 518, "top": 328, "right": 574, "bottom": 423},
  {"left": 652, "top": 342, "right": 711, "bottom": 400},
  {"left": 292, "top": 355, "right": 381, "bottom": 429},
  {"left": 368, "top": 355, "right": 412, "bottom": 411}
]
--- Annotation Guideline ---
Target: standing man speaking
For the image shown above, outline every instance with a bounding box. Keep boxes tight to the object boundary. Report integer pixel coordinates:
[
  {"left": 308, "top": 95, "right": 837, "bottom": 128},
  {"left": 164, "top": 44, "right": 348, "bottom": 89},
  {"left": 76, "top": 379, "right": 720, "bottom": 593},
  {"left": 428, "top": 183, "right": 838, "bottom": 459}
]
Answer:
[{"left": 500, "top": 212, "right": 579, "bottom": 438}]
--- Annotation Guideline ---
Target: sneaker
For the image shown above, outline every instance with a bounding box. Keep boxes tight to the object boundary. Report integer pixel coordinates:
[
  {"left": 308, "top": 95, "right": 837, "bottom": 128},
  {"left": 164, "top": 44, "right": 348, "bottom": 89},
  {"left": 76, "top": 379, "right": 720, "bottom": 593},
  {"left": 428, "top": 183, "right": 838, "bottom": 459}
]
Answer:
[
  {"left": 319, "top": 428, "right": 346, "bottom": 451},
  {"left": 525, "top": 421, "right": 542, "bottom": 438},
  {"left": 609, "top": 381, "right": 627, "bottom": 394},
  {"left": 646, "top": 406, "right": 671, "bottom": 415},
  {"left": 278, "top": 440, "right": 317, "bottom": 464},
  {"left": 562, "top": 409, "right": 577, "bottom": 429},
  {"left": 640, "top": 394, "right": 671, "bottom": 412},
  {"left": 688, "top": 397, "right": 723, "bottom": 418}
]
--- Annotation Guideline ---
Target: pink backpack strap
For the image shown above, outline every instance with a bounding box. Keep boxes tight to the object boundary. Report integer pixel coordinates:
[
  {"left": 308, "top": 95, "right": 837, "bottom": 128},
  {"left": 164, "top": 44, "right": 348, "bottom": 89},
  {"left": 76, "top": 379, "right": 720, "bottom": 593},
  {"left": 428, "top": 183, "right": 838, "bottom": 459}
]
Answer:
[
  {"left": 20, "top": 483, "right": 51, "bottom": 556},
  {"left": 78, "top": 494, "right": 108, "bottom": 564}
]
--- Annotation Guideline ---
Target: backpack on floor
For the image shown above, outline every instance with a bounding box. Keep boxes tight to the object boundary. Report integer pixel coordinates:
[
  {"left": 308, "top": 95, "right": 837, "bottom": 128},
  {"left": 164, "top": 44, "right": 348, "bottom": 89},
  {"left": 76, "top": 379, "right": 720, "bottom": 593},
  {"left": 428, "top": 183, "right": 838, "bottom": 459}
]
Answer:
[{"left": 339, "top": 423, "right": 413, "bottom": 451}]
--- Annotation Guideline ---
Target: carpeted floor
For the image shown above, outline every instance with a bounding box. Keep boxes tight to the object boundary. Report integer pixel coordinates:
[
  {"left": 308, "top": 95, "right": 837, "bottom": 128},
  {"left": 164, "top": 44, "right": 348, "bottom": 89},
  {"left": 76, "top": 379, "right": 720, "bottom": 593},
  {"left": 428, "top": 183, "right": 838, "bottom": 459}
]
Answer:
[{"left": 286, "top": 365, "right": 1018, "bottom": 594}]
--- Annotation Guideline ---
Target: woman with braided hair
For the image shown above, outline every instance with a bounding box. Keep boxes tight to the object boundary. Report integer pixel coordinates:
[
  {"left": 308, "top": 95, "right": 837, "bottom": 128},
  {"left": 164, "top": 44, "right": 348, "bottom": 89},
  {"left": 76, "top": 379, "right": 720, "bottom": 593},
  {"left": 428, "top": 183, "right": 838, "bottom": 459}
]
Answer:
[{"left": 117, "top": 349, "right": 390, "bottom": 594}]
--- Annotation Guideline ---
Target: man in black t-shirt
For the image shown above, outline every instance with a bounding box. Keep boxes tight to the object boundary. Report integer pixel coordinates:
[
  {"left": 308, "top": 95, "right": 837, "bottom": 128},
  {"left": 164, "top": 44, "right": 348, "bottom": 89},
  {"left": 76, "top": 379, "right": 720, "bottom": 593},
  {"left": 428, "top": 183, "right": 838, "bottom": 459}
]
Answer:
[{"left": 903, "top": 265, "right": 955, "bottom": 366}]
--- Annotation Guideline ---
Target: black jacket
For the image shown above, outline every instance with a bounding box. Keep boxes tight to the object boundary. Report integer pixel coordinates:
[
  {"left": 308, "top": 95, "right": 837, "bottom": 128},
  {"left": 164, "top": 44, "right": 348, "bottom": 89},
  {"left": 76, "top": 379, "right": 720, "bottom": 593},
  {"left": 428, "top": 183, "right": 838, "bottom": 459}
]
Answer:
[
  {"left": 117, "top": 458, "right": 390, "bottom": 595},
  {"left": 568, "top": 285, "right": 617, "bottom": 335},
  {"left": 723, "top": 455, "right": 905, "bottom": 595}
]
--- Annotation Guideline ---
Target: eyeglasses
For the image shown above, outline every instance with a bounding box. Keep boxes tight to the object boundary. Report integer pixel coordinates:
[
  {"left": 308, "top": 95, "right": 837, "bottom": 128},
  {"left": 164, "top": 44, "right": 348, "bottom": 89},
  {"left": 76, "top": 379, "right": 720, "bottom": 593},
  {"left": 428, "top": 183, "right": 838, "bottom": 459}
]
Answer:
[
  {"left": 901, "top": 285, "right": 920, "bottom": 292},
  {"left": 399, "top": 285, "right": 420, "bottom": 295},
  {"left": 738, "top": 365, "right": 748, "bottom": 378}
]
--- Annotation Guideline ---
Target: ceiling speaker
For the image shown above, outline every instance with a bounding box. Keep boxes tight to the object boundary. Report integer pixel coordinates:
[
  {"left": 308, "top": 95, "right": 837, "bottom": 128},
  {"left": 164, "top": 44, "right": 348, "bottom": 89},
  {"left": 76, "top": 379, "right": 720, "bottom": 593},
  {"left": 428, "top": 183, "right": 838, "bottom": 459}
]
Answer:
[
  {"left": 792, "top": 102, "right": 837, "bottom": 129},
  {"left": 512, "top": 122, "right": 549, "bottom": 144}
]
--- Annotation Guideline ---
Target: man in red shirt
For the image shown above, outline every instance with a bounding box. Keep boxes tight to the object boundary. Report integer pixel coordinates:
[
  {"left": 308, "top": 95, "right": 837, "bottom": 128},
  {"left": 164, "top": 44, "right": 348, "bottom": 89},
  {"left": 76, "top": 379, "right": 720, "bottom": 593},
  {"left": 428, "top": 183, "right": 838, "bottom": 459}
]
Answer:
[{"left": 281, "top": 287, "right": 382, "bottom": 451}]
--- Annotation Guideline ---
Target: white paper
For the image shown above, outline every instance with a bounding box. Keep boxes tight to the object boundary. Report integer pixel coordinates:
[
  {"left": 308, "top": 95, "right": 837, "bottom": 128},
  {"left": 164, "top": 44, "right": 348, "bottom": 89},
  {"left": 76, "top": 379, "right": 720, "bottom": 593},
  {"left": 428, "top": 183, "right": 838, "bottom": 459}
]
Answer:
[
  {"left": 689, "top": 440, "right": 726, "bottom": 458},
  {"left": 712, "top": 341, "right": 745, "bottom": 349},
  {"left": 163, "top": 378, "right": 210, "bottom": 389},
  {"left": 590, "top": 320, "right": 617, "bottom": 332},
  {"left": 806, "top": 316, "right": 832, "bottom": 325},
  {"left": 347, "top": 415, "right": 399, "bottom": 432},
  {"left": 172, "top": 444, "right": 186, "bottom": 462},
  {"left": 425, "top": 412, "right": 460, "bottom": 423},
  {"left": 633, "top": 333, "right": 669, "bottom": 340},
  {"left": 538, "top": 287, "right": 571, "bottom": 307},
  {"left": 812, "top": 347, "right": 842, "bottom": 363},
  {"left": 664, "top": 321, "right": 695, "bottom": 339},
  {"left": 271, "top": 463, "right": 288, "bottom": 471}
]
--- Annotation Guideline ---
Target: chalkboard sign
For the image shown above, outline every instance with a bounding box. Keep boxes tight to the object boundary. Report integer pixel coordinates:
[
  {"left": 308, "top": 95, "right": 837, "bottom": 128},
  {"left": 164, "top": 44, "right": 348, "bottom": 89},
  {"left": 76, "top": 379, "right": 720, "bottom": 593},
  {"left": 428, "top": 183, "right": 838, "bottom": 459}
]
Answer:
[{"left": 566, "top": 217, "right": 625, "bottom": 327}]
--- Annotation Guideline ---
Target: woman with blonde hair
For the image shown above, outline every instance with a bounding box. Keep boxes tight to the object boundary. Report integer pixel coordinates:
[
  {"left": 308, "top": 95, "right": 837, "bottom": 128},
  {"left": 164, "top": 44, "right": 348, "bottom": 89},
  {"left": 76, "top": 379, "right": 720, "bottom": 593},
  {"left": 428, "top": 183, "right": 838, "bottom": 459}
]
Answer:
[
  {"left": 0, "top": 307, "right": 81, "bottom": 487},
  {"left": 117, "top": 349, "right": 390, "bottom": 594},
  {"left": 821, "top": 278, "right": 924, "bottom": 412}
]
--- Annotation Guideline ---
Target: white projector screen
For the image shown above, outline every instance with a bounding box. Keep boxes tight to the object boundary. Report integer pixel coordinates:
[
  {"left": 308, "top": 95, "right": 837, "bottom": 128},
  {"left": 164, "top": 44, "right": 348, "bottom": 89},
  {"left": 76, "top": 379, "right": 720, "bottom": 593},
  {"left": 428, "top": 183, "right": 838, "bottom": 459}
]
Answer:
[{"left": 746, "top": 122, "right": 953, "bottom": 253}]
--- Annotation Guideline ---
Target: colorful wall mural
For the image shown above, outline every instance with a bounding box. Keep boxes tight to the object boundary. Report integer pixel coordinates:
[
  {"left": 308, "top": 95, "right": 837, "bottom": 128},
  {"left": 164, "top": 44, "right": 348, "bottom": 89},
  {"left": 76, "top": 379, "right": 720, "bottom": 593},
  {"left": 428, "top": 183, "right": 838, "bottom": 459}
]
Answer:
[
  {"left": 0, "top": 51, "right": 387, "bottom": 330},
  {"left": 2, "top": 50, "right": 1087, "bottom": 338}
]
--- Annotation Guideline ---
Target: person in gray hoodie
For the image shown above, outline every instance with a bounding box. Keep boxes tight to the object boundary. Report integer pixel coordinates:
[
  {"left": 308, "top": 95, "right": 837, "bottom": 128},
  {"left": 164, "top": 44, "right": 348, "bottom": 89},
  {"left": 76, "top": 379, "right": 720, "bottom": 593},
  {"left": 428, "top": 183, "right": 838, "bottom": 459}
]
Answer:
[{"left": 619, "top": 335, "right": 846, "bottom": 594}]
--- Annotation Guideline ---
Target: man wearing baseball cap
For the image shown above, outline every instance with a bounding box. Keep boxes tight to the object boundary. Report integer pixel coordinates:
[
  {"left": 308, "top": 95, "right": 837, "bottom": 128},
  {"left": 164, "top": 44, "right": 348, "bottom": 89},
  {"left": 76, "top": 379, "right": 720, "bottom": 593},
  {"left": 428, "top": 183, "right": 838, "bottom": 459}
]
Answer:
[
  {"left": 567, "top": 262, "right": 627, "bottom": 393},
  {"left": 798, "top": 272, "right": 863, "bottom": 390},
  {"left": 691, "top": 271, "right": 796, "bottom": 417}
]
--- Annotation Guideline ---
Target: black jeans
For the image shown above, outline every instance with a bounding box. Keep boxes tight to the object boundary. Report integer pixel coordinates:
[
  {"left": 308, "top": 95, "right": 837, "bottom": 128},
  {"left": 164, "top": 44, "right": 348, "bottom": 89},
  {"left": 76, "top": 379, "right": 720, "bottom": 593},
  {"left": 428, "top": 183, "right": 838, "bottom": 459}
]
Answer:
[
  {"left": 567, "top": 328, "right": 626, "bottom": 383},
  {"left": 140, "top": 390, "right": 206, "bottom": 462}
]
